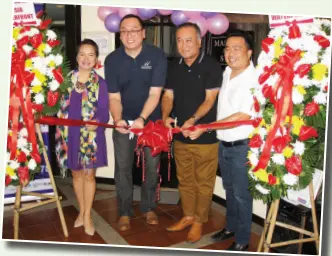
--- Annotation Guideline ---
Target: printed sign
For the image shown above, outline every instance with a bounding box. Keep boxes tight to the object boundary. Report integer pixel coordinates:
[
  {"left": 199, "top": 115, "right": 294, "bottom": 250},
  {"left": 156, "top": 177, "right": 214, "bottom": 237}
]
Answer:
[
  {"left": 13, "top": 2, "right": 38, "bottom": 26},
  {"left": 269, "top": 15, "right": 314, "bottom": 28}
]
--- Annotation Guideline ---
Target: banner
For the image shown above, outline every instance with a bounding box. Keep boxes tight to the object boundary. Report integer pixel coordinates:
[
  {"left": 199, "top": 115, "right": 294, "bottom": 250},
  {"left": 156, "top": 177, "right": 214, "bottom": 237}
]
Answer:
[
  {"left": 13, "top": 2, "right": 38, "bottom": 26},
  {"left": 4, "top": 125, "right": 54, "bottom": 205}
]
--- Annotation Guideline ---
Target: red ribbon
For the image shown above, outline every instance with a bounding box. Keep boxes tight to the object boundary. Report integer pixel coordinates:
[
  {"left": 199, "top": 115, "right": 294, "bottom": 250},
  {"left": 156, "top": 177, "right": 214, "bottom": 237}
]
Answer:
[
  {"left": 253, "top": 46, "right": 302, "bottom": 172},
  {"left": 270, "top": 18, "right": 314, "bottom": 28}
]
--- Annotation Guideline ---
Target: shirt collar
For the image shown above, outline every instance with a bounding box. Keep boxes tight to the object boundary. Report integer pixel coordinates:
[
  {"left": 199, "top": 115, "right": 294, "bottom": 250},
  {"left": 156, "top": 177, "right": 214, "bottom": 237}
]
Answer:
[
  {"left": 179, "top": 51, "right": 205, "bottom": 65},
  {"left": 225, "top": 61, "right": 255, "bottom": 79}
]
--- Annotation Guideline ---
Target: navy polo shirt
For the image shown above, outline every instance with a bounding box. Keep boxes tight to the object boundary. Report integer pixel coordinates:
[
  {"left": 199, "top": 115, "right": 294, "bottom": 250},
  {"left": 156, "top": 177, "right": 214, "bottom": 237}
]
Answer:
[
  {"left": 165, "top": 53, "right": 223, "bottom": 144},
  {"left": 105, "top": 43, "right": 167, "bottom": 122}
]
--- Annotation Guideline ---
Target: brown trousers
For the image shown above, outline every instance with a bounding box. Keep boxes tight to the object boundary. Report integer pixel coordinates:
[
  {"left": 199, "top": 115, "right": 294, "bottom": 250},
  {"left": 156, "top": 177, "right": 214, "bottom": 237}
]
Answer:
[{"left": 174, "top": 140, "right": 219, "bottom": 223}]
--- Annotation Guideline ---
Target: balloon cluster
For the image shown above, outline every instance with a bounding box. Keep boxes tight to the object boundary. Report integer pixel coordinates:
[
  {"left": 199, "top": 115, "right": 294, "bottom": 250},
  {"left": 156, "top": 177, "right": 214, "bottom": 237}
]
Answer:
[{"left": 98, "top": 7, "right": 229, "bottom": 37}]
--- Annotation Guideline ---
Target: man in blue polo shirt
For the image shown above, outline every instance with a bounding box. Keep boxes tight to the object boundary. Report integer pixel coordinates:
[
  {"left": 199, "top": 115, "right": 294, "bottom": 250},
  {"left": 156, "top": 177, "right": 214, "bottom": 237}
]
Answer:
[{"left": 104, "top": 14, "right": 167, "bottom": 232}]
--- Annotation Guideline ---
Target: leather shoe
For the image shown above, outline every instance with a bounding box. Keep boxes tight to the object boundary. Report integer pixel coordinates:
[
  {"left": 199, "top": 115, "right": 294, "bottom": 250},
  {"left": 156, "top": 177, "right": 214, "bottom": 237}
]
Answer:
[
  {"left": 118, "top": 216, "right": 130, "bottom": 231},
  {"left": 166, "top": 217, "right": 194, "bottom": 232},
  {"left": 144, "top": 211, "right": 159, "bottom": 225},
  {"left": 210, "top": 228, "right": 234, "bottom": 242},
  {"left": 186, "top": 222, "right": 202, "bottom": 243},
  {"left": 227, "top": 242, "right": 249, "bottom": 251}
]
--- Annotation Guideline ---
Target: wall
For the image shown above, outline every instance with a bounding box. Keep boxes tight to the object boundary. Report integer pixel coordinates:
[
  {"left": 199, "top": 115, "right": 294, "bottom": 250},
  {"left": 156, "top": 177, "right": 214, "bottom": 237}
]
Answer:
[
  {"left": 80, "top": 5, "right": 267, "bottom": 218},
  {"left": 81, "top": 5, "right": 115, "bottom": 178}
]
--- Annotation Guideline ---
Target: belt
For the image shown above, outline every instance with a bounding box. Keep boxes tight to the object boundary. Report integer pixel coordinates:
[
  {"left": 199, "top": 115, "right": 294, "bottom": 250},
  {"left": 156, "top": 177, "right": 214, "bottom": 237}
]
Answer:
[{"left": 220, "top": 138, "right": 249, "bottom": 147}]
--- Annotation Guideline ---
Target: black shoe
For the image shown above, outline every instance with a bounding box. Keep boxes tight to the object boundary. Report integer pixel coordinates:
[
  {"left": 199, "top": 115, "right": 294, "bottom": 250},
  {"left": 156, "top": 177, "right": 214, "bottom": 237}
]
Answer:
[
  {"left": 210, "top": 228, "right": 234, "bottom": 242},
  {"left": 227, "top": 242, "right": 249, "bottom": 251}
]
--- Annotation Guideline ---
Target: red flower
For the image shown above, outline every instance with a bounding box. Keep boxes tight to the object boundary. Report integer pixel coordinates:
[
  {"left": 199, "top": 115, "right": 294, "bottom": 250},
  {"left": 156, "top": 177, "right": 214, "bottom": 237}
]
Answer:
[
  {"left": 20, "top": 26, "right": 31, "bottom": 33},
  {"left": 18, "top": 166, "right": 30, "bottom": 186},
  {"left": 262, "top": 84, "right": 273, "bottom": 99},
  {"left": 252, "top": 117, "right": 263, "bottom": 128},
  {"left": 268, "top": 174, "right": 277, "bottom": 185},
  {"left": 288, "top": 23, "right": 301, "bottom": 39},
  {"left": 30, "top": 33, "right": 43, "bottom": 49},
  {"left": 295, "top": 64, "right": 311, "bottom": 78},
  {"left": 17, "top": 151, "right": 27, "bottom": 163},
  {"left": 5, "top": 175, "right": 12, "bottom": 186},
  {"left": 299, "top": 126, "right": 318, "bottom": 141},
  {"left": 253, "top": 97, "right": 260, "bottom": 112},
  {"left": 28, "top": 50, "right": 39, "bottom": 59},
  {"left": 314, "top": 35, "right": 330, "bottom": 48},
  {"left": 285, "top": 155, "right": 302, "bottom": 175},
  {"left": 47, "top": 91, "right": 59, "bottom": 107},
  {"left": 38, "top": 19, "right": 52, "bottom": 30},
  {"left": 261, "top": 37, "right": 274, "bottom": 53},
  {"left": 32, "top": 103, "right": 44, "bottom": 112},
  {"left": 36, "top": 10, "right": 44, "bottom": 18},
  {"left": 16, "top": 35, "right": 29, "bottom": 48},
  {"left": 304, "top": 102, "right": 320, "bottom": 116},
  {"left": 47, "top": 40, "right": 60, "bottom": 48},
  {"left": 31, "top": 152, "right": 42, "bottom": 164},
  {"left": 249, "top": 134, "right": 263, "bottom": 148},
  {"left": 52, "top": 67, "right": 64, "bottom": 84},
  {"left": 272, "top": 135, "right": 292, "bottom": 153},
  {"left": 258, "top": 66, "right": 271, "bottom": 84}
]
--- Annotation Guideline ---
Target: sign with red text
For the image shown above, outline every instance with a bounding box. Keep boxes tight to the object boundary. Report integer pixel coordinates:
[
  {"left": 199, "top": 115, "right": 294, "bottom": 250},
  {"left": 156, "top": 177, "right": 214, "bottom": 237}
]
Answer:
[
  {"left": 13, "top": 2, "right": 38, "bottom": 26},
  {"left": 269, "top": 15, "right": 314, "bottom": 28}
]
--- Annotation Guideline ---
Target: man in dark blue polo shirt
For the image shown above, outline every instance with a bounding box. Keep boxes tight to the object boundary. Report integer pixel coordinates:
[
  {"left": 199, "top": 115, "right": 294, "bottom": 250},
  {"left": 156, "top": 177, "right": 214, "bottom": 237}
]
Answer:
[
  {"left": 162, "top": 23, "right": 222, "bottom": 243},
  {"left": 104, "top": 14, "right": 167, "bottom": 232}
]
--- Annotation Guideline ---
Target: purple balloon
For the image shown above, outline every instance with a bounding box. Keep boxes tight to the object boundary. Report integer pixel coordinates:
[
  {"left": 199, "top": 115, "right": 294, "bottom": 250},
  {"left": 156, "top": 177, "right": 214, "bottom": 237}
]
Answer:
[
  {"left": 201, "top": 12, "right": 217, "bottom": 18},
  {"left": 109, "top": 7, "right": 120, "bottom": 12},
  {"left": 171, "top": 11, "right": 189, "bottom": 26},
  {"left": 104, "top": 12, "right": 121, "bottom": 33},
  {"left": 189, "top": 16, "right": 208, "bottom": 37},
  {"left": 158, "top": 9, "right": 173, "bottom": 16},
  {"left": 183, "top": 11, "right": 201, "bottom": 19},
  {"left": 138, "top": 8, "right": 157, "bottom": 20},
  {"left": 118, "top": 7, "right": 138, "bottom": 18},
  {"left": 207, "top": 13, "right": 229, "bottom": 35},
  {"left": 97, "top": 7, "right": 116, "bottom": 21}
]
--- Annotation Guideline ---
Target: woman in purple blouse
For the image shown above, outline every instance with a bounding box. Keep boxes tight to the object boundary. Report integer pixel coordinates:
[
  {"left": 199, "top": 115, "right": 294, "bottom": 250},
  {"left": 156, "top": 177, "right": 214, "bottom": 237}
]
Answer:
[{"left": 57, "top": 39, "right": 109, "bottom": 236}]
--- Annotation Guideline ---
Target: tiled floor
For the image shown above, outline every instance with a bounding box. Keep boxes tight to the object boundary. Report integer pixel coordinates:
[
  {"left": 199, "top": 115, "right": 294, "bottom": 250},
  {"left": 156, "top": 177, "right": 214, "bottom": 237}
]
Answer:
[{"left": 2, "top": 178, "right": 261, "bottom": 252}]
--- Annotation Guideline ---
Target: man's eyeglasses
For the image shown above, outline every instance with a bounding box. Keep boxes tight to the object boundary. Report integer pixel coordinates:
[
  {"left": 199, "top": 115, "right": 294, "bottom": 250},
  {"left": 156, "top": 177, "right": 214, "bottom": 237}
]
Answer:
[{"left": 120, "top": 29, "right": 143, "bottom": 36}]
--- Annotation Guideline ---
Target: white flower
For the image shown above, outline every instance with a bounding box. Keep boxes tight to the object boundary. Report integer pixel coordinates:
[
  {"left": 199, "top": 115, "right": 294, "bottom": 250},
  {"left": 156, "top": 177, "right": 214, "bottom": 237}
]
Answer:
[
  {"left": 258, "top": 127, "right": 267, "bottom": 138},
  {"left": 283, "top": 173, "right": 299, "bottom": 186},
  {"left": 54, "top": 54, "right": 63, "bottom": 66},
  {"left": 21, "top": 147, "right": 30, "bottom": 155},
  {"left": 43, "top": 44, "right": 52, "bottom": 54},
  {"left": 313, "top": 91, "right": 327, "bottom": 105},
  {"left": 301, "top": 52, "right": 318, "bottom": 65},
  {"left": 22, "top": 45, "right": 32, "bottom": 54},
  {"left": 29, "top": 28, "right": 40, "bottom": 37},
  {"left": 292, "top": 141, "right": 305, "bottom": 155},
  {"left": 272, "top": 153, "right": 285, "bottom": 165},
  {"left": 46, "top": 30, "right": 57, "bottom": 40},
  {"left": 251, "top": 148, "right": 260, "bottom": 156},
  {"left": 28, "top": 159, "right": 37, "bottom": 170},
  {"left": 32, "top": 57, "right": 47, "bottom": 74},
  {"left": 50, "top": 79, "right": 60, "bottom": 91},
  {"left": 31, "top": 76, "right": 42, "bottom": 86},
  {"left": 17, "top": 137, "right": 28, "bottom": 149},
  {"left": 249, "top": 171, "right": 258, "bottom": 181},
  {"left": 45, "top": 68, "right": 54, "bottom": 78},
  {"left": 255, "top": 184, "right": 270, "bottom": 195},
  {"left": 19, "top": 128, "right": 28, "bottom": 138},
  {"left": 249, "top": 152, "right": 259, "bottom": 166},
  {"left": 292, "top": 88, "right": 304, "bottom": 104},
  {"left": 321, "top": 50, "right": 332, "bottom": 67},
  {"left": 293, "top": 75, "right": 313, "bottom": 88},
  {"left": 11, "top": 174, "right": 18, "bottom": 180},
  {"left": 9, "top": 160, "right": 20, "bottom": 170},
  {"left": 35, "top": 93, "right": 45, "bottom": 104},
  {"left": 46, "top": 54, "right": 55, "bottom": 64}
]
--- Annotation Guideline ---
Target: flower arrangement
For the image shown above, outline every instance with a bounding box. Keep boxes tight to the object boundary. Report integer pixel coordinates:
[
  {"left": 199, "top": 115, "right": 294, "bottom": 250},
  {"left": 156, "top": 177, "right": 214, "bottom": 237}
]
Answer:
[
  {"left": 6, "top": 15, "right": 70, "bottom": 187},
  {"left": 248, "top": 18, "right": 331, "bottom": 203}
]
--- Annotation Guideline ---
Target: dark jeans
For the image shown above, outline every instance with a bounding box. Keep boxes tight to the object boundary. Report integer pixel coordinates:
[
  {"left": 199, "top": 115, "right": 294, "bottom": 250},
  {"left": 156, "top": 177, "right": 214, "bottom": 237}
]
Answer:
[
  {"left": 113, "top": 130, "right": 160, "bottom": 217},
  {"left": 218, "top": 142, "right": 253, "bottom": 245}
]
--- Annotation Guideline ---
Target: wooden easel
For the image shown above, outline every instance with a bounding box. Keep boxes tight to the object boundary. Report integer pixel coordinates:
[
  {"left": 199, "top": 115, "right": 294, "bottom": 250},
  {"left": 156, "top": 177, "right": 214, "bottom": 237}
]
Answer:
[
  {"left": 257, "top": 182, "right": 320, "bottom": 254},
  {"left": 13, "top": 124, "right": 68, "bottom": 239}
]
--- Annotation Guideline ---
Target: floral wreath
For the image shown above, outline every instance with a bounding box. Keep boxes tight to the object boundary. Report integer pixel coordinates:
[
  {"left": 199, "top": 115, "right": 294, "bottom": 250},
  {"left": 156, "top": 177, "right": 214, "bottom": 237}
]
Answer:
[
  {"left": 248, "top": 18, "right": 331, "bottom": 203},
  {"left": 6, "top": 14, "right": 70, "bottom": 187}
]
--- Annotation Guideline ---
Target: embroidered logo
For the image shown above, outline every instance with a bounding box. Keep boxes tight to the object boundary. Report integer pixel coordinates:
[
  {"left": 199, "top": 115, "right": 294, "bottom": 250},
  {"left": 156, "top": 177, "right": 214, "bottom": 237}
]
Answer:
[{"left": 141, "top": 61, "right": 152, "bottom": 69}]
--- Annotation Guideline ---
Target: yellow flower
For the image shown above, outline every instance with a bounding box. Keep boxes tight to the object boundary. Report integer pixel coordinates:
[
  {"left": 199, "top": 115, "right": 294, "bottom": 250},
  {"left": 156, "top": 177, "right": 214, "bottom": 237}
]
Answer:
[
  {"left": 13, "top": 27, "right": 20, "bottom": 40},
  {"left": 260, "top": 119, "right": 266, "bottom": 127},
  {"left": 274, "top": 37, "right": 284, "bottom": 59},
  {"left": 12, "top": 46, "right": 15, "bottom": 53},
  {"left": 32, "top": 69, "right": 46, "bottom": 83},
  {"left": 247, "top": 151, "right": 252, "bottom": 159},
  {"left": 25, "top": 59, "right": 33, "bottom": 69},
  {"left": 32, "top": 85, "right": 43, "bottom": 93},
  {"left": 254, "top": 169, "right": 269, "bottom": 183},
  {"left": 312, "top": 63, "right": 328, "bottom": 81},
  {"left": 292, "top": 116, "right": 305, "bottom": 135},
  {"left": 266, "top": 124, "right": 271, "bottom": 132},
  {"left": 6, "top": 166, "right": 15, "bottom": 177},
  {"left": 37, "top": 43, "right": 46, "bottom": 57},
  {"left": 283, "top": 147, "right": 293, "bottom": 158},
  {"left": 296, "top": 85, "right": 306, "bottom": 95},
  {"left": 49, "top": 60, "right": 56, "bottom": 68}
]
